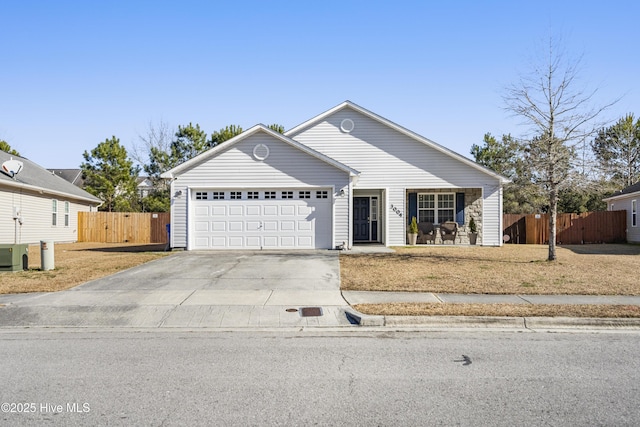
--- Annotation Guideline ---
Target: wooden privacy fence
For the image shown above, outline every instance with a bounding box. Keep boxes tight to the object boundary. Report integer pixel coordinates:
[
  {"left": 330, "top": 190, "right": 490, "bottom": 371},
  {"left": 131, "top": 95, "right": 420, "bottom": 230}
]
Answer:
[
  {"left": 78, "top": 212, "right": 170, "bottom": 244},
  {"left": 503, "top": 211, "right": 627, "bottom": 244}
]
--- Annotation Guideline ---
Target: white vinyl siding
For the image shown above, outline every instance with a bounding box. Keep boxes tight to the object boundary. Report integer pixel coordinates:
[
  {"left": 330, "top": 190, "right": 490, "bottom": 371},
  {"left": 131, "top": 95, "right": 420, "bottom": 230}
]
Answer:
[
  {"left": 605, "top": 194, "right": 640, "bottom": 243},
  {"left": 288, "top": 107, "right": 504, "bottom": 246},
  {"left": 0, "top": 187, "right": 95, "bottom": 244},
  {"left": 168, "top": 132, "right": 350, "bottom": 249}
]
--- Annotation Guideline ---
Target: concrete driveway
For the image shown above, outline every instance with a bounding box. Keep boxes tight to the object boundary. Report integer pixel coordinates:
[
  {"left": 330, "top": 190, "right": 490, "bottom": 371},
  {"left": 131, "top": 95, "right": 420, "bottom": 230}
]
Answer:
[{"left": 0, "top": 251, "right": 354, "bottom": 328}]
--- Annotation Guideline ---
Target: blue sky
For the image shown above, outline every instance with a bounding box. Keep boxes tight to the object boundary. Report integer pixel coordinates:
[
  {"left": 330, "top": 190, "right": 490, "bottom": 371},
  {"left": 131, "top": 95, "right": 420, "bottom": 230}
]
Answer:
[{"left": 2, "top": 1, "right": 638, "bottom": 168}]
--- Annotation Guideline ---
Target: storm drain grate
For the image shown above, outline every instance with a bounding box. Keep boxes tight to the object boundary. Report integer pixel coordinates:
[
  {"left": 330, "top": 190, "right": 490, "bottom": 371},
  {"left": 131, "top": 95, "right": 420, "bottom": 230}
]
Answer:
[{"left": 300, "top": 307, "right": 323, "bottom": 317}]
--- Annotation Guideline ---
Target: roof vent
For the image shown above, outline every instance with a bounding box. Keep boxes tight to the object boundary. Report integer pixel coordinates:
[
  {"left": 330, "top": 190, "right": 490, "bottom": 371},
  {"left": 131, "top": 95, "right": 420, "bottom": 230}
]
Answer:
[{"left": 1, "top": 158, "right": 24, "bottom": 178}]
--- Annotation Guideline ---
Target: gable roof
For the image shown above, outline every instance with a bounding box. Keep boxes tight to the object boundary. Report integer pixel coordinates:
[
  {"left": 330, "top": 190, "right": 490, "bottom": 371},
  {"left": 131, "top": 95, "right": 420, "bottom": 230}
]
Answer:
[
  {"left": 161, "top": 124, "right": 360, "bottom": 179},
  {"left": 603, "top": 181, "right": 640, "bottom": 202},
  {"left": 0, "top": 151, "right": 102, "bottom": 204},
  {"left": 286, "top": 100, "right": 510, "bottom": 184}
]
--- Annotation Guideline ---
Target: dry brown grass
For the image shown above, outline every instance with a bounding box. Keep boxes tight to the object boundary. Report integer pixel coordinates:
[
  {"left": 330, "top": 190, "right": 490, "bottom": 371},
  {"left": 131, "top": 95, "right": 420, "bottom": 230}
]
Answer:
[
  {"left": 354, "top": 303, "right": 640, "bottom": 318},
  {"left": 340, "top": 244, "right": 640, "bottom": 295},
  {"left": 0, "top": 242, "right": 169, "bottom": 294}
]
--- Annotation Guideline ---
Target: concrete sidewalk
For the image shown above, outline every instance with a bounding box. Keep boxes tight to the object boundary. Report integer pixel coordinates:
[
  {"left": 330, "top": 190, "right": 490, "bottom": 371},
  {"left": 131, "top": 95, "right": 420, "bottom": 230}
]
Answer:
[
  {"left": 342, "top": 291, "right": 640, "bottom": 306},
  {"left": 340, "top": 291, "right": 640, "bottom": 329},
  {"left": 0, "top": 289, "right": 354, "bottom": 328}
]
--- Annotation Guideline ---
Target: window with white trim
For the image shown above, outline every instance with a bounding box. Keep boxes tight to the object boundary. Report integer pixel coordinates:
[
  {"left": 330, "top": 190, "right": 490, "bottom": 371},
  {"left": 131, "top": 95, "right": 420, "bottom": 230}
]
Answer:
[
  {"left": 52, "top": 199, "right": 58, "bottom": 226},
  {"left": 418, "top": 193, "right": 455, "bottom": 224},
  {"left": 298, "top": 191, "right": 310, "bottom": 199},
  {"left": 212, "top": 192, "right": 225, "bottom": 200},
  {"left": 282, "top": 191, "right": 293, "bottom": 199},
  {"left": 247, "top": 191, "right": 259, "bottom": 199},
  {"left": 195, "top": 191, "right": 209, "bottom": 200},
  {"left": 316, "top": 190, "right": 328, "bottom": 199},
  {"left": 633, "top": 200, "right": 637, "bottom": 227},
  {"left": 64, "top": 201, "right": 70, "bottom": 227},
  {"left": 265, "top": 191, "right": 276, "bottom": 199}
]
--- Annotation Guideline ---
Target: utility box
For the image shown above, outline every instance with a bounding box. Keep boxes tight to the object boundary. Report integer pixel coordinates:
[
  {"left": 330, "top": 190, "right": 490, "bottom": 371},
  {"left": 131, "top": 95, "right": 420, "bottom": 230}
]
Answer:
[{"left": 0, "top": 244, "right": 29, "bottom": 272}]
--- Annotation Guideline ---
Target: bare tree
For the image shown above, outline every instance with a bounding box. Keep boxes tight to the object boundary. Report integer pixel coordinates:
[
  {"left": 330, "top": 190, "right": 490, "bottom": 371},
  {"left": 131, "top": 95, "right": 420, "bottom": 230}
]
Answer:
[
  {"left": 131, "top": 120, "right": 174, "bottom": 166},
  {"left": 503, "top": 38, "right": 617, "bottom": 261}
]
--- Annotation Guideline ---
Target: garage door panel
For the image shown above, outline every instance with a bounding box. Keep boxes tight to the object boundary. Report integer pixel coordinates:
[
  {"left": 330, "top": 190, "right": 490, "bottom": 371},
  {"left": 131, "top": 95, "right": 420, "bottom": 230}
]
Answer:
[
  {"left": 280, "top": 236, "right": 295, "bottom": 247},
  {"left": 229, "top": 205, "right": 243, "bottom": 215},
  {"left": 280, "top": 221, "right": 295, "bottom": 231},
  {"left": 191, "top": 188, "right": 331, "bottom": 249},
  {"left": 298, "top": 220, "right": 312, "bottom": 231},
  {"left": 280, "top": 205, "right": 295, "bottom": 215},
  {"left": 195, "top": 237, "right": 210, "bottom": 248},
  {"left": 246, "top": 236, "right": 261, "bottom": 247},
  {"left": 263, "top": 221, "right": 278, "bottom": 231},
  {"left": 263, "top": 236, "right": 278, "bottom": 248},
  {"left": 264, "top": 205, "right": 278, "bottom": 215},
  {"left": 298, "top": 236, "right": 313, "bottom": 246},
  {"left": 195, "top": 206, "right": 209, "bottom": 216},
  {"left": 247, "top": 205, "right": 261, "bottom": 215},
  {"left": 212, "top": 221, "right": 226, "bottom": 231},
  {"left": 228, "top": 237, "right": 244, "bottom": 247},
  {"left": 298, "top": 205, "right": 313, "bottom": 215},
  {"left": 195, "top": 221, "right": 209, "bottom": 232},
  {"left": 229, "top": 221, "right": 243, "bottom": 232},
  {"left": 212, "top": 237, "right": 227, "bottom": 248},
  {"left": 212, "top": 206, "right": 226, "bottom": 215}
]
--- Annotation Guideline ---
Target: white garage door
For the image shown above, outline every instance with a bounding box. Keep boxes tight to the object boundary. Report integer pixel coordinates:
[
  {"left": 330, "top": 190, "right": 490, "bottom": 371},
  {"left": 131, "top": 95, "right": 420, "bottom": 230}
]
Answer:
[{"left": 191, "top": 189, "right": 332, "bottom": 249}]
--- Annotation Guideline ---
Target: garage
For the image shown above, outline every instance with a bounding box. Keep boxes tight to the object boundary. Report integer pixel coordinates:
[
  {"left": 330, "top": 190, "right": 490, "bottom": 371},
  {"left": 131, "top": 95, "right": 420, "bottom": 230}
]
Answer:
[{"left": 191, "top": 188, "right": 333, "bottom": 249}]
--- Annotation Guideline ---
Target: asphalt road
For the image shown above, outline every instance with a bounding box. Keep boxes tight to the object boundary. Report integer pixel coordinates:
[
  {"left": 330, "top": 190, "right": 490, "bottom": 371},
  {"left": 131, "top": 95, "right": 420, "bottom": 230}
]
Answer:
[{"left": 1, "top": 329, "right": 639, "bottom": 426}]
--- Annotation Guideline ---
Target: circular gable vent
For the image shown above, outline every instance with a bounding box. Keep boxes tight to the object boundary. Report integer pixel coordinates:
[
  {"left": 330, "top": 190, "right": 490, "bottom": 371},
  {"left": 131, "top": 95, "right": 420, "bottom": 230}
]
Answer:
[
  {"left": 340, "top": 118, "right": 355, "bottom": 133},
  {"left": 253, "top": 144, "right": 270, "bottom": 161}
]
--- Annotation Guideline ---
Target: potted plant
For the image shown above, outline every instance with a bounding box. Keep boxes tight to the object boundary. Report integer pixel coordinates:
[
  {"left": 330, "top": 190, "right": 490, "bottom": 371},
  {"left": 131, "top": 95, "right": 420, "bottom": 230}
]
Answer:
[
  {"left": 468, "top": 217, "right": 478, "bottom": 245},
  {"left": 407, "top": 216, "right": 419, "bottom": 245}
]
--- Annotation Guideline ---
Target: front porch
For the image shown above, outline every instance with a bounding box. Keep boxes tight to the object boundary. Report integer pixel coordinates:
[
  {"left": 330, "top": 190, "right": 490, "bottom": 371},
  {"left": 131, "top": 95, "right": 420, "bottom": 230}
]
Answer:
[{"left": 406, "top": 188, "right": 483, "bottom": 245}]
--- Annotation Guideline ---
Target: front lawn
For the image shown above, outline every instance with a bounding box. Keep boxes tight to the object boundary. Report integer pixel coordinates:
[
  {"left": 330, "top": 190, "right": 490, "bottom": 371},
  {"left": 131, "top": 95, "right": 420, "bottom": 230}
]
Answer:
[{"left": 340, "top": 244, "right": 640, "bottom": 296}]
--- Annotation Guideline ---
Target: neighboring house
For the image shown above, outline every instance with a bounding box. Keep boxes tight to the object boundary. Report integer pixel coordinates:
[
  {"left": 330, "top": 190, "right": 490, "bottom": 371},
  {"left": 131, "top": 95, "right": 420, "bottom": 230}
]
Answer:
[
  {"left": 53, "top": 169, "right": 155, "bottom": 199},
  {"left": 603, "top": 182, "right": 640, "bottom": 243},
  {"left": 48, "top": 168, "right": 85, "bottom": 187},
  {"left": 136, "top": 177, "right": 155, "bottom": 198},
  {"left": 161, "top": 101, "right": 508, "bottom": 250},
  {"left": 1, "top": 152, "right": 102, "bottom": 244}
]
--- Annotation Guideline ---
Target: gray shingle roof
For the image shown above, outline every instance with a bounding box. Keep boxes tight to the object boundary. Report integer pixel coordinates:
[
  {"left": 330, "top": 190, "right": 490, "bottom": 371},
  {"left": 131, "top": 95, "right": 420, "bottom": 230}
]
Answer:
[
  {"left": 617, "top": 182, "right": 640, "bottom": 196},
  {"left": 0, "top": 151, "right": 101, "bottom": 204}
]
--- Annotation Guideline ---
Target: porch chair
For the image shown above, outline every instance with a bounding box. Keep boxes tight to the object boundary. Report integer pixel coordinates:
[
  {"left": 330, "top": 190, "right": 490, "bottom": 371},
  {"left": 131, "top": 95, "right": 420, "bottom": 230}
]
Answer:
[
  {"left": 417, "top": 222, "right": 437, "bottom": 244},
  {"left": 439, "top": 221, "right": 458, "bottom": 244}
]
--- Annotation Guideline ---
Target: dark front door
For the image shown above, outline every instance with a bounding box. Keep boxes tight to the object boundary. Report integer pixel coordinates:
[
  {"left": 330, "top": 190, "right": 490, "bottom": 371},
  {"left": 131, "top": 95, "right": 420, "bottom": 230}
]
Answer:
[{"left": 354, "top": 197, "right": 370, "bottom": 241}]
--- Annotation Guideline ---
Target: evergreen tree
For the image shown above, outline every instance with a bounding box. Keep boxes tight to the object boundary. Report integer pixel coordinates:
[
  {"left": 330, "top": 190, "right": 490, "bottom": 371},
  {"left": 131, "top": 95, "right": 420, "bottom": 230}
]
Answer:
[{"left": 81, "top": 136, "right": 140, "bottom": 212}]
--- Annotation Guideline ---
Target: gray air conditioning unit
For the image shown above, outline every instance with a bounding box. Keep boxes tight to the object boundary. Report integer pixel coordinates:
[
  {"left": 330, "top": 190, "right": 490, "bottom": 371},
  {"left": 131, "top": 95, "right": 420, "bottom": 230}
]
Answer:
[{"left": 0, "top": 244, "right": 29, "bottom": 272}]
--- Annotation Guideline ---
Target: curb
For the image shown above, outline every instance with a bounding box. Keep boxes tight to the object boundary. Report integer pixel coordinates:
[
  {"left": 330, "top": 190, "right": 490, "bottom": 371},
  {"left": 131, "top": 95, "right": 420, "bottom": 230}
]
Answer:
[
  {"left": 344, "top": 309, "right": 385, "bottom": 326},
  {"left": 344, "top": 309, "right": 640, "bottom": 330}
]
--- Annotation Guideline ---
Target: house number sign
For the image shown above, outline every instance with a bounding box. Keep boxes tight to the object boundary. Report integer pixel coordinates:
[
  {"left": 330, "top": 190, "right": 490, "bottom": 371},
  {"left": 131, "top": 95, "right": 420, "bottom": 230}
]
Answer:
[{"left": 390, "top": 204, "right": 403, "bottom": 217}]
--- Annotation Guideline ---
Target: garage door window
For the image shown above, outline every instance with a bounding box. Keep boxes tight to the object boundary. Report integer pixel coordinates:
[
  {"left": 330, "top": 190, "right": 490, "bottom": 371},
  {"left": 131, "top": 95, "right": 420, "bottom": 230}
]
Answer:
[
  {"left": 230, "top": 191, "right": 242, "bottom": 199},
  {"left": 316, "top": 190, "right": 328, "bottom": 199},
  {"left": 196, "top": 192, "right": 209, "bottom": 200},
  {"left": 248, "top": 191, "right": 259, "bottom": 199},
  {"left": 299, "top": 191, "right": 311, "bottom": 199},
  {"left": 282, "top": 191, "right": 293, "bottom": 199},
  {"left": 265, "top": 191, "right": 276, "bottom": 199},
  {"left": 212, "top": 192, "right": 225, "bottom": 199}
]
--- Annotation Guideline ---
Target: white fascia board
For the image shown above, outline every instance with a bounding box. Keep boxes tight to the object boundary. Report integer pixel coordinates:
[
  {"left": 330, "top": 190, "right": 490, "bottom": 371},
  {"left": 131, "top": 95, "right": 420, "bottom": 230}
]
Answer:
[
  {"left": 0, "top": 180, "right": 102, "bottom": 205},
  {"left": 603, "top": 190, "right": 640, "bottom": 202},
  {"left": 286, "top": 100, "right": 510, "bottom": 185}
]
